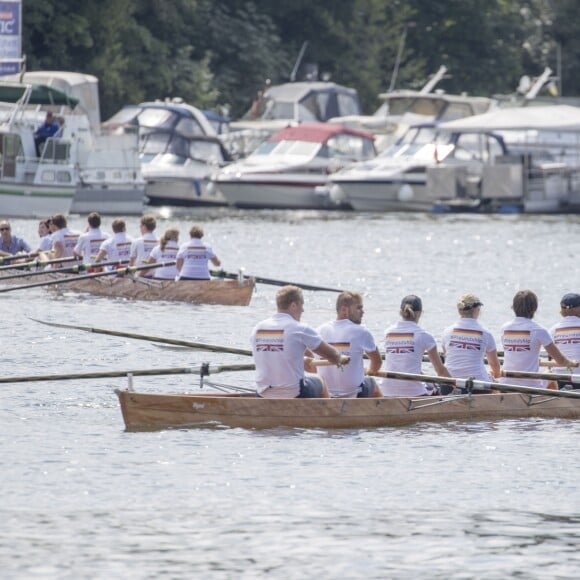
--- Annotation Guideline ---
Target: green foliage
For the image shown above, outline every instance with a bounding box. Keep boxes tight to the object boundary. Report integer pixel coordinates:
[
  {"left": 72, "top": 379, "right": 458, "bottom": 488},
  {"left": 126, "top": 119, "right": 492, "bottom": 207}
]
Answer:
[{"left": 18, "top": 0, "right": 580, "bottom": 120}]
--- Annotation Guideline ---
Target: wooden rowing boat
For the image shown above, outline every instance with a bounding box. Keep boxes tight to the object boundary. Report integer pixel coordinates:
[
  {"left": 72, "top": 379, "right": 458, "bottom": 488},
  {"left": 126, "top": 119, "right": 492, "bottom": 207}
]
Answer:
[
  {"left": 115, "top": 389, "right": 580, "bottom": 430},
  {"left": 60, "top": 277, "right": 255, "bottom": 305}
]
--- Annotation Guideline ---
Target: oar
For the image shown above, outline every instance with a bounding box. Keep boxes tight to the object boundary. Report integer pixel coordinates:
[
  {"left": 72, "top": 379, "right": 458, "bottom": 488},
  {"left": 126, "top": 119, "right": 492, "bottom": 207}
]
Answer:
[
  {"left": 0, "top": 255, "right": 79, "bottom": 272},
  {"left": 370, "top": 370, "right": 580, "bottom": 399},
  {"left": 0, "top": 363, "right": 256, "bottom": 384},
  {"left": 30, "top": 318, "right": 253, "bottom": 356},
  {"left": 210, "top": 269, "right": 343, "bottom": 293},
  {"left": 0, "top": 261, "right": 177, "bottom": 293},
  {"left": 0, "top": 251, "right": 40, "bottom": 265},
  {"left": 0, "top": 259, "right": 131, "bottom": 281},
  {"left": 502, "top": 369, "right": 580, "bottom": 385}
]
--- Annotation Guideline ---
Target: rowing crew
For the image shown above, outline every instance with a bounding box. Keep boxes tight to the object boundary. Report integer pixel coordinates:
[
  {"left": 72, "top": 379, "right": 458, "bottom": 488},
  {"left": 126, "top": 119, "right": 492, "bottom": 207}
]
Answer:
[
  {"left": 25, "top": 213, "right": 222, "bottom": 281},
  {"left": 251, "top": 286, "right": 580, "bottom": 399}
]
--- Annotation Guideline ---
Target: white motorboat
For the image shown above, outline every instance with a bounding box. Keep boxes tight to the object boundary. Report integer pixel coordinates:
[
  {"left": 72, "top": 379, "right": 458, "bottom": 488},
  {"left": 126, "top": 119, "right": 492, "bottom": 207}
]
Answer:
[
  {"left": 103, "top": 99, "right": 230, "bottom": 207},
  {"left": 225, "top": 81, "right": 362, "bottom": 158},
  {"left": 330, "top": 67, "right": 495, "bottom": 152},
  {"left": 0, "top": 80, "right": 146, "bottom": 218},
  {"left": 327, "top": 124, "right": 508, "bottom": 211},
  {"left": 211, "top": 122, "right": 376, "bottom": 210}
]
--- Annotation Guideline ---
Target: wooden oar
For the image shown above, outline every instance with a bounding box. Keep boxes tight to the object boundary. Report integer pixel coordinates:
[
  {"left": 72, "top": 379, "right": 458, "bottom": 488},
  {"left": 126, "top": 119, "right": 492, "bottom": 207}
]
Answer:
[
  {"left": 210, "top": 269, "right": 343, "bottom": 293},
  {"left": 0, "top": 261, "right": 176, "bottom": 293},
  {"left": 370, "top": 370, "right": 580, "bottom": 399},
  {"left": 0, "top": 363, "right": 256, "bottom": 384},
  {"left": 0, "top": 259, "right": 130, "bottom": 281},
  {"left": 0, "top": 255, "right": 79, "bottom": 272},
  {"left": 502, "top": 369, "right": 580, "bottom": 385},
  {"left": 0, "top": 251, "right": 40, "bottom": 265},
  {"left": 30, "top": 318, "right": 253, "bottom": 356}
]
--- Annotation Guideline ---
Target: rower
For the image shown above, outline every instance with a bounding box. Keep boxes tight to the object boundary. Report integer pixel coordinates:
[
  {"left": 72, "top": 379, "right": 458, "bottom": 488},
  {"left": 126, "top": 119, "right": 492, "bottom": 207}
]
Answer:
[
  {"left": 129, "top": 215, "right": 158, "bottom": 276},
  {"left": 251, "top": 285, "right": 348, "bottom": 399},
  {"left": 441, "top": 293, "right": 501, "bottom": 392},
  {"left": 500, "top": 290, "right": 578, "bottom": 388},
  {"left": 176, "top": 224, "right": 221, "bottom": 280},
  {"left": 48, "top": 214, "right": 81, "bottom": 268},
  {"left": 73, "top": 212, "right": 109, "bottom": 265},
  {"left": 316, "top": 291, "right": 382, "bottom": 398},
  {"left": 146, "top": 228, "right": 180, "bottom": 280},
  {"left": 0, "top": 220, "right": 31, "bottom": 257},
  {"left": 550, "top": 293, "right": 580, "bottom": 389},
  {"left": 94, "top": 219, "right": 133, "bottom": 267}
]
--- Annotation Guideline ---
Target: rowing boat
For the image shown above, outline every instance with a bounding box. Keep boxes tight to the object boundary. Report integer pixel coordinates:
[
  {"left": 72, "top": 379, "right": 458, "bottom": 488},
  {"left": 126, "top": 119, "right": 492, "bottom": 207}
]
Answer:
[
  {"left": 60, "top": 277, "right": 255, "bottom": 305},
  {"left": 115, "top": 389, "right": 580, "bottom": 430}
]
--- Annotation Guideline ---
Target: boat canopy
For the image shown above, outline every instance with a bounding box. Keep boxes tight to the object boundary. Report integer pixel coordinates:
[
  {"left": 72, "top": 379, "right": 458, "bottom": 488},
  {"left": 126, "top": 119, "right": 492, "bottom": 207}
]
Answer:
[
  {"left": 269, "top": 122, "right": 374, "bottom": 143},
  {"left": 0, "top": 82, "right": 79, "bottom": 107},
  {"left": 438, "top": 105, "right": 580, "bottom": 132}
]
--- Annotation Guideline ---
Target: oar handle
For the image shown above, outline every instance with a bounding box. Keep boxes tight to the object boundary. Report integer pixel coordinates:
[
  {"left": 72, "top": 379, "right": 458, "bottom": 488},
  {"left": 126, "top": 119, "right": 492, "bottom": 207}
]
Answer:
[{"left": 502, "top": 369, "right": 580, "bottom": 384}]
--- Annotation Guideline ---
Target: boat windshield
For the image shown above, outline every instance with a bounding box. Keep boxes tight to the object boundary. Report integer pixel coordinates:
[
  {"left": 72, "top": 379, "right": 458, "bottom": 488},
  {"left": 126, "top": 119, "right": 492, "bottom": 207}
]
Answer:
[
  {"left": 374, "top": 97, "right": 447, "bottom": 118},
  {"left": 253, "top": 139, "right": 320, "bottom": 157},
  {"left": 380, "top": 142, "right": 454, "bottom": 161}
]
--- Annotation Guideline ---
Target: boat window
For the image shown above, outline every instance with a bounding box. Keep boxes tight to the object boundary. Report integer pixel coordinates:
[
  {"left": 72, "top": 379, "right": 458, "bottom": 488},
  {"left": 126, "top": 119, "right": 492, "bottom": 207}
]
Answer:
[
  {"left": 137, "top": 109, "right": 177, "bottom": 130},
  {"left": 297, "top": 95, "right": 321, "bottom": 122},
  {"left": 188, "top": 140, "right": 225, "bottom": 164},
  {"left": 263, "top": 140, "right": 319, "bottom": 156},
  {"left": 440, "top": 103, "right": 473, "bottom": 121},
  {"left": 167, "top": 136, "right": 189, "bottom": 158},
  {"left": 337, "top": 93, "right": 361, "bottom": 116},
  {"left": 409, "top": 98, "right": 445, "bottom": 116},
  {"left": 103, "top": 106, "right": 141, "bottom": 129},
  {"left": 253, "top": 141, "right": 278, "bottom": 156},
  {"left": 42, "top": 141, "right": 70, "bottom": 162},
  {"left": 259, "top": 99, "right": 295, "bottom": 120},
  {"left": 326, "top": 135, "right": 375, "bottom": 160},
  {"left": 315, "top": 93, "right": 333, "bottom": 119},
  {"left": 174, "top": 117, "right": 206, "bottom": 138},
  {"left": 140, "top": 132, "right": 171, "bottom": 155},
  {"left": 154, "top": 153, "right": 187, "bottom": 166},
  {"left": 452, "top": 133, "right": 483, "bottom": 160},
  {"left": 57, "top": 170, "right": 72, "bottom": 183}
]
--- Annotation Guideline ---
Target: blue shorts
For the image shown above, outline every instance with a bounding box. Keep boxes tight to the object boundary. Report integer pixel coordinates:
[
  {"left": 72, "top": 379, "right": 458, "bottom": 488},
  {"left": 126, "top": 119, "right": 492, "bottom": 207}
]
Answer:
[
  {"left": 357, "top": 377, "right": 380, "bottom": 398},
  {"left": 298, "top": 376, "right": 325, "bottom": 398}
]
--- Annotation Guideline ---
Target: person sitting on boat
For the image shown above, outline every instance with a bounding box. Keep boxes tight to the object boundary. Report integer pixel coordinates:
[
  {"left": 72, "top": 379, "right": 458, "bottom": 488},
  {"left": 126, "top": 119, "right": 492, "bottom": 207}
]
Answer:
[
  {"left": 73, "top": 212, "right": 109, "bottom": 265},
  {"left": 252, "top": 285, "right": 349, "bottom": 399},
  {"left": 94, "top": 219, "right": 134, "bottom": 268},
  {"left": 501, "top": 290, "right": 578, "bottom": 389},
  {"left": 0, "top": 220, "right": 31, "bottom": 257},
  {"left": 48, "top": 214, "right": 80, "bottom": 268},
  {"left": 550, "top": 293, "right": 580, "bottom": 389},
  {"left": 441, "top": 293, "right": 501, "bottom": 392},
  {"left": 381, "top": 295, "right": 451, "bottom": 397},
  {"left": 146, "top": 228, "right": 179, "bottom": 280},
  {"left": 176, "top": 225, "right": 220, "bottom": 280},
  {"left": 34, "top": 111, "right": 60, "bottom": 156},
  {"left": 129, "top": 215, "right": 158, "bottom": 276},
  {"left": 35, "top": 219, "right": 53, "bottom": 254},
  {"left": 316, "top": 291, "right": 382, "bottom": 398}
]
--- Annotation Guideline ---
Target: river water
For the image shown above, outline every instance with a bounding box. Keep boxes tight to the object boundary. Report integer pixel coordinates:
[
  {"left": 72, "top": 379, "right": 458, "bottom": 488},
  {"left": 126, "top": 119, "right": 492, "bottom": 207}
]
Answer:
[{"left": 2, "top": 209, "right": 579, "bottom": 579}]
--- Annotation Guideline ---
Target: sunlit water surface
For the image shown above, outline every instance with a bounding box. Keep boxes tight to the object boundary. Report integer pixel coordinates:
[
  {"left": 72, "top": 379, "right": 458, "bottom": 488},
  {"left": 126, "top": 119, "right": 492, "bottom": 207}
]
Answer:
[{"left": 1, "top": 209, "right": 579, "bottom": 579}]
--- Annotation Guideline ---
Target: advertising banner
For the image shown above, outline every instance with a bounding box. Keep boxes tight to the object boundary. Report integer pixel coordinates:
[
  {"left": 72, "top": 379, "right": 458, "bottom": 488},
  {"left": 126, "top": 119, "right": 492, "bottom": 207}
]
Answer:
[{"left": 0, "top": 1, "right": 21, "bottom": 75}]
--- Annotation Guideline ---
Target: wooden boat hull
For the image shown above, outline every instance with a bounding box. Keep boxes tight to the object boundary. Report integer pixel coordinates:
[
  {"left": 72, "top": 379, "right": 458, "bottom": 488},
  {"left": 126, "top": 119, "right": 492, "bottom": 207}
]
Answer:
[
  {"left": 61, "top": 277, "right": 254, "bottom": 305},
  {"left": 116, "top": 390, "right": 580, "bottom": 430}
]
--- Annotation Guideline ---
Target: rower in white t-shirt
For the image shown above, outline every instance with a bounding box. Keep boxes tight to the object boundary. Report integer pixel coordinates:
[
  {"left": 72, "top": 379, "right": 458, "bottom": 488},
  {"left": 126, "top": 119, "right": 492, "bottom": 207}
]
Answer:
[
  {"left": 381, "top": 295, "right": 450, "bottom": 396},
  {"left": 73, "top": 212, "right": 109, "bottom": 264},
  {"left": 130, "top": 215, "right": 158, "bottom": 276},
  {"left": 147, "top": 228, "right": 180, "bottom": 280},
  {"left": 49, "top": 213, "right": 80, "bottom": 267},
  {"left": 316, "top": 291, "right": 382, "bottom": 398},
  {"left": 501, "top": 290, "right": 577, "bottom": 387},
  {"left": 550, "top": 293, "right": 580, "bottom": 380},
  {"left": 251, "top": 285, "right": 348, "bottom": 399},
  {"left": 176, "top": 224, "right": 220, "bottom": 280},
  {"left": 94, "top": 219, "right": 133, "bottom": 266},
  {"left": 442, "top": 293, "right": 501, "bottom": 384}
]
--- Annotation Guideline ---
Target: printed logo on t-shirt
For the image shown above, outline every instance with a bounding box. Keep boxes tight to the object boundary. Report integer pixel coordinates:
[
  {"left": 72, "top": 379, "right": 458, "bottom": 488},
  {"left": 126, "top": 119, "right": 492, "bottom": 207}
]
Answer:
[
  {"left": 328, "top": 342, "right": 351, "bottom": 354},
  {"left": 255, "top": 329, "right": 284, "bottom": 351},
  {"left": 386, "top": 332, "right": 415, "bottom": 354},
  {"left": 503, "top": 330, "right": 531, "bottom": 351},
  {"left": 553, "top": 327, "right": 580, "bottom": 345},
  {"left": 187, "top": 246, "right": 207, "bottom": 260},
  {"left": 449, "top": 328, "right": 483, "bottom": 350}
]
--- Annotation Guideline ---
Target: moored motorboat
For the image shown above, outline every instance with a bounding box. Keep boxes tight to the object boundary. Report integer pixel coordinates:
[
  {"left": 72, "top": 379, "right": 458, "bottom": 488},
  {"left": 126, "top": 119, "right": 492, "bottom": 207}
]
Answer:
[
  {"left": 212, "top": 123, "right": 376, "bottom": 209},
  {"left": 116, "top": 389, "right": 580, "bottom": 430}
]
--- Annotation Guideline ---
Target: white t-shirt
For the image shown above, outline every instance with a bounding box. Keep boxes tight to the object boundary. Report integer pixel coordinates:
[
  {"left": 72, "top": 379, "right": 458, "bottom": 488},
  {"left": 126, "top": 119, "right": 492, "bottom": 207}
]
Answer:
[
  {"left": 316, "top": 318, "right": 377, "bottom": 397},
  {"left": 176, "top": 238, "right": 216, "bottom": 280},
  {"left": 74, "top": 228, "right": 109, "bottom": 264},
  {"left": 550, "top": 315, "right": 580, "bottom": 373},
  {"left": 99, "top": 232, "right": 134, "bottom": 264},
  {"left": 149, "top": 242, "right": 179, "bottom": 279},
  {"left": 130, "top": 233, "right": 158, "bottom": 266},
  {"left": 51, "top": 227, "right": 80, "bottom": 257},
  {"left": 251, "top": 312, "right": 322, "bottom": 398},
  {"left": 38, "top": 235, "right": 52, "bottom": 252},
  {"left": 442, "top": 318, "right": 497, "bottom": 382},
  {"left": 500, "top": 317, "right": 554, "bottom": 387},
  {"left": 381, "top": 320, "right": 437, "bottom": 396}
]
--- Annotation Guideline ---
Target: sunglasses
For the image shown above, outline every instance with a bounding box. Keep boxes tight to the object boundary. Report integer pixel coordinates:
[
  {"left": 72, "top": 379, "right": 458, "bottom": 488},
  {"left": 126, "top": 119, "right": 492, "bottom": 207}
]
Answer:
[{"left": 0, "top": 227, "right": 10, "bottom": 231}]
